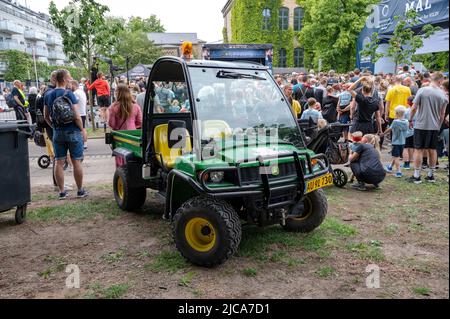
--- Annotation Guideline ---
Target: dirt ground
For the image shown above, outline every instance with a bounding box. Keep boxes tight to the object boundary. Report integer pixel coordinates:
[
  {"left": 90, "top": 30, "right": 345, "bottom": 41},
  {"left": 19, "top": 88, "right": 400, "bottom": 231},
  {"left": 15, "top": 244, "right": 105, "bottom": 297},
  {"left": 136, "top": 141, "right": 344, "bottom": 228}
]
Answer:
[{"left": 0, "top": 165, "right": 448, "bottom": 299}]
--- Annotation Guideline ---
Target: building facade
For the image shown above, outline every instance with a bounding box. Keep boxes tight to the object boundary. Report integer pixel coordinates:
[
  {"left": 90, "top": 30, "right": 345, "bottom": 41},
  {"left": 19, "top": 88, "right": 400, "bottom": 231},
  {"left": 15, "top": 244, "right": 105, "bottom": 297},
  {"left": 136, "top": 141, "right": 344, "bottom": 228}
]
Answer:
[
  {"left": 0, "top": 0, "right": 67, "bottom": 78},
  {"left": 222, "top": 0, "right": 305, "bottom": 68},
  {"left": 148, "top": 33, "right": 206, "bottom": 59}
]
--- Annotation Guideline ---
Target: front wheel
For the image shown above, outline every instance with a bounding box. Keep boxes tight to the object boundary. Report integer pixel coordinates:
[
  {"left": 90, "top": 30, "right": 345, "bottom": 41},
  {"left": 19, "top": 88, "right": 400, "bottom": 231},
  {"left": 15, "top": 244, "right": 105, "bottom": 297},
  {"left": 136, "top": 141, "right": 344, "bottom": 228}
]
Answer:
[
  {"left": 283, "top": 189, "right": 328, "bottom": 233},
  {"left": 173, "top": 197, "right": 242, "bottom": 267},
  {"left": 113, "top": 167, "right": 147, "bottom": 211}
]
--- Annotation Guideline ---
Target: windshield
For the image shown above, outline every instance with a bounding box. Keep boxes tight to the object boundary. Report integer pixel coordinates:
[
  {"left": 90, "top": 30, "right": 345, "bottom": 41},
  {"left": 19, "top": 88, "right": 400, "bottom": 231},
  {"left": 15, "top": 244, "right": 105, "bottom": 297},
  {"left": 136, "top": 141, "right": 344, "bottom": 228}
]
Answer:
[{"left": 189, "top": 67, "right": 304, "bottom": 151}]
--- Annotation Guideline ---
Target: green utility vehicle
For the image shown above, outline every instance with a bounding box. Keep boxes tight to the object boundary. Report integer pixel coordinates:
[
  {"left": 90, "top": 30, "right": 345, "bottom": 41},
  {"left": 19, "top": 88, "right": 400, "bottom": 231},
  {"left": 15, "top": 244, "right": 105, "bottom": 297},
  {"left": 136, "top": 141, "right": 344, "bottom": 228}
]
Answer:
[{"left": 107, "top": 57, "right": 333, "bottom": 267}]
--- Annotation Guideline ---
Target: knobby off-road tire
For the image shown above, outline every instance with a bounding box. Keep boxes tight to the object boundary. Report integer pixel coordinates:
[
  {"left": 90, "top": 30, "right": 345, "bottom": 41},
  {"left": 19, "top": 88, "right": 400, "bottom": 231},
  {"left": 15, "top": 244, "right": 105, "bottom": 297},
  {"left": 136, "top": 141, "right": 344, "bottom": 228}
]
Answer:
[
  {"left": 283, "top": 189, "right": 328, "bottom": 233},
  {"left": 113, "top": 167, "right": 147, "bottom": 211},
  {"left": 173, "top": 196, "right": 242, "bottom": 267}
]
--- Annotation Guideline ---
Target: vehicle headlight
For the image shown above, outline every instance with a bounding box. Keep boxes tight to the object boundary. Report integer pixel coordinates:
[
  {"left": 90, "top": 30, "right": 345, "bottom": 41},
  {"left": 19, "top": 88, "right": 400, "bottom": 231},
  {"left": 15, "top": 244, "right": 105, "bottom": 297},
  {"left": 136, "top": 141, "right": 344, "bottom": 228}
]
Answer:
[{"left": 210, "top": 171, "right": 225, "bottom": 183}]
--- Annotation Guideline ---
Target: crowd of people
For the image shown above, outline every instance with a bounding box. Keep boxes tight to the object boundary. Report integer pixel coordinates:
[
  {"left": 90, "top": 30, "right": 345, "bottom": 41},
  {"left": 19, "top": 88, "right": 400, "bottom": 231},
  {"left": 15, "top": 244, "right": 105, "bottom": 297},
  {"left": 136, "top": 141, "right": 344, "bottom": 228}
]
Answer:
[
  {"left": 276, "top": 66, "right": 449, "bottom": 189},
  {"left": 0, "top": 62, "right": 448, "bottom": 197}
]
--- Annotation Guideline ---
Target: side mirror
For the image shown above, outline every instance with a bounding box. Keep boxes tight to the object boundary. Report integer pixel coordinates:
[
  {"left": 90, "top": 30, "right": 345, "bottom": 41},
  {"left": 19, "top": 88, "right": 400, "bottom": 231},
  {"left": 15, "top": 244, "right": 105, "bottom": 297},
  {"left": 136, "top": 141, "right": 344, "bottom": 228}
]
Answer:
[{"left": 168, "top": 120, "right": 187, "bottom": 149}]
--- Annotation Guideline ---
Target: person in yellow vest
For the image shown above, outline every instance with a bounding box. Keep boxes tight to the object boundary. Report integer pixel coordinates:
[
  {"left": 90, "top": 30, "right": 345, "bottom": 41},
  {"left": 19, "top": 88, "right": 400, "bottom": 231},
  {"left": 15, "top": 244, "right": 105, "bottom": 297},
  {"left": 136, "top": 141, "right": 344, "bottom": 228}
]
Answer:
[
  {"left": 283, "top": 84, "right": 301, "bottom": 118},
  {"left": 11, "top": 80, "right": 30, "bottom": 122}
]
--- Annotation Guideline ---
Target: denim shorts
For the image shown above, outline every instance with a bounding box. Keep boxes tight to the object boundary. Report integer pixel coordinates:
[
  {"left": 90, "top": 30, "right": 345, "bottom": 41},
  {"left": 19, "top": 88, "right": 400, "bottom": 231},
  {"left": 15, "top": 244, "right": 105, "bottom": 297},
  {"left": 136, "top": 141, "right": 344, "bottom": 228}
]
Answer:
[
  {"left": 391, "top": 145, "right": 405, "bottom": 158},
  {"left": 53, "top": 129, "right": 84, "bottom": 161}
]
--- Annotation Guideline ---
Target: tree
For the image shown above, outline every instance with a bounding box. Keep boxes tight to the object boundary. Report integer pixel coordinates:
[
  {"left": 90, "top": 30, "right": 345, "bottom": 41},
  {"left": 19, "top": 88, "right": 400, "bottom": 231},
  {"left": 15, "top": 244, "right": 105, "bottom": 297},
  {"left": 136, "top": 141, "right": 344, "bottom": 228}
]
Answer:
[
  {"left": 362, "top": 9, "right": 440, "bottom": 72},
  {"left": 99, "top": 16, "right": 163, "bottom": 70},
  {"left": 127, "top": 16, "right": 165, "bottom": 33},
  {"left": 413, "top": 52, "right": 449, "bottom": 72},
  {"left": 49, "top": 0, "right": 122, "bottom": 128},
  {"left": 0, "top": 50, "right": 32, "bottom": 82},
  {"left": 297, "top": 0, "right": 377, "bottom": 72}
]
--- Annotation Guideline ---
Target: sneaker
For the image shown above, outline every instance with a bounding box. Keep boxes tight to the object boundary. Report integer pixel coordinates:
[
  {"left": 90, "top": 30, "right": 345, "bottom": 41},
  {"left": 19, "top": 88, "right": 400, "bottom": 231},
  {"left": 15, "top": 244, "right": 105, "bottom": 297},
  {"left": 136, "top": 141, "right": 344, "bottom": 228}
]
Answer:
[
  {"left": 59, "top": 191, "right": 69, "bottom": 200},
  {"left": 395, "top": 172, "right": 403, "bottom": 178},
  {"left": 422, "top": 164, "right": 429, "bottom": 170},
  {"left": 351, "top": 182, "right": 367, "bottom": 191},
  {"left": 385, "top": 165, "right": 393, "bottom": 173},
  {"left": 402, "top": 163, "right": 411, "bottom": 170},
  {"left": 77, "top": 189, "right": 89, "bottom": 198},
  {"left": 373, "top": 184, "right": 381, "bottom": 190},
  {"left": 425, "top": 175, "right": 436, "bottom": 183},
  {"left": 408, "top": 176, "right": 422, "bottom": 184}
]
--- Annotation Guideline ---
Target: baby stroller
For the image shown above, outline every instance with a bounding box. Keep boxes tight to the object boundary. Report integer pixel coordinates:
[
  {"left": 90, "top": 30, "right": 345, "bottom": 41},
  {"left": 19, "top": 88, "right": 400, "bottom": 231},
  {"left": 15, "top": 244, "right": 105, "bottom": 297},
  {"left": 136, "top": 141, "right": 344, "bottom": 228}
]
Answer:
[{"left": 299, "top": 119, "right": 350, "bottom": 188}]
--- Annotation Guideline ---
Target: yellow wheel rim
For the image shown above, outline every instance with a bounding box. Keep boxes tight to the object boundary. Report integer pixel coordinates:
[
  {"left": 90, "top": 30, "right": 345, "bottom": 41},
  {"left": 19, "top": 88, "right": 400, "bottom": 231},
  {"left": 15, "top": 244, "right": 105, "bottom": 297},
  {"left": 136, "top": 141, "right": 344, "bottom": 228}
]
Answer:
[
  {"left": 292, "top": 197, "right": 313, "bottom": 221},
  {"left": 117, "top": 176, "right": 124, "bottom": 200},
  {"left": 185, "top": 217, "right": 216, "bottom": 252}
]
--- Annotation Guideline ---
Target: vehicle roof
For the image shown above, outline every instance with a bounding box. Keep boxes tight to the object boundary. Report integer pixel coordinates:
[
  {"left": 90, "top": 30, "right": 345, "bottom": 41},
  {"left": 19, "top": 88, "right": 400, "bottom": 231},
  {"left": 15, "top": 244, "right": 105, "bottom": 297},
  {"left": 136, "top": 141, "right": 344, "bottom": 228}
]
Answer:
[{"left": 187, "top": 59, "right": 269, "bottom": 71}]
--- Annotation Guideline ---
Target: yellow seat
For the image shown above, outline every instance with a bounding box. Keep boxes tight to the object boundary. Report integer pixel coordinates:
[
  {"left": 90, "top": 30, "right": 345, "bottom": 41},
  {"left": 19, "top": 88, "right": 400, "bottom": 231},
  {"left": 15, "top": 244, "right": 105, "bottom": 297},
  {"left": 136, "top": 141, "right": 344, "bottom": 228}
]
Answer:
[
  {"left": 154, "top": 124, "right": 192, "bottom": 169},
  {"left": 202, "top": 120, "right": 233, "bottom": 139}
]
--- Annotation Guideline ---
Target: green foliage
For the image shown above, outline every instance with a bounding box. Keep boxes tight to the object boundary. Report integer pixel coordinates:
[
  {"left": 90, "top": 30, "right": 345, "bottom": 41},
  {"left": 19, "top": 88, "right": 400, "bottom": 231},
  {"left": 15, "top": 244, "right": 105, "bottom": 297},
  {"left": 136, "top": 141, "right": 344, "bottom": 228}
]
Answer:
[
  {"left": 386, "top": 10, "right": 440, "bottom": 70},
  {"left": 0, "top": 50, "right": 32, "bottom": 82},
  {"left": 413, "top": 52, "right": 449, "bottom": 72},
  {"left": 223, "top": 27, "right": 229, "bottom": 44},
  {"left": 127, "top": 16, "right": 165, "bottom": 33},
  {"left": 0, "top": 50, "right": 83, "bottom": 82},
  {"left": 99, "top": 16, "right": 163, "bottom": 69},
  {"left": 364, "top": 10, "right": 441, "bottom": 72},
  {"left": 49, "top": 0, "right": 117, "bottom": 72},
  {"left": 230, "top": 0, "right": 298, "bottom": 67},
  {"left": 298, "top": 0, "right": 377, "bottom": 72}
]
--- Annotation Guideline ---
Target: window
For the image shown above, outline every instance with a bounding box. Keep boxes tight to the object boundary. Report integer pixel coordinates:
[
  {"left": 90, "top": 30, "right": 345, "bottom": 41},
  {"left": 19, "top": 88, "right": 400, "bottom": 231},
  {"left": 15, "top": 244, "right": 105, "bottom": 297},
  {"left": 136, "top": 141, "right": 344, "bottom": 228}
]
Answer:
[
  {"left": 278, "top": 48, "right": 287, "bottom": 68},
  {"left": 294, "top": 48, "right": 304, "bottom": 68},
  {"left": 294, "top": 7, "right": 304, "bottom": 31},
  {"left": 279, "top": 7, "right": 289, "bottom": 31},
  {"left": 262, "top": 8, "right": 271, "bottom": 31}
]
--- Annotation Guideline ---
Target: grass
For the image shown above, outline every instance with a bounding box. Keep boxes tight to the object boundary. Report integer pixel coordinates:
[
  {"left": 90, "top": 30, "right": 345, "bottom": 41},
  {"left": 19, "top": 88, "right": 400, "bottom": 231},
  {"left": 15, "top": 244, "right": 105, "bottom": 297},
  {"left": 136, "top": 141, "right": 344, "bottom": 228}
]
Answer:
[
  {"left": 102, "top": 248, "right": 126, "bottom": 264},
  {"left": 28, "top": 199, "right": 122, "bottom": 222},
  {"left": 236, "top": 216, "right": 359, "bottom": 264},
  {"left": 345, "top": 242, "right": 385, "bottom": 262},
  {"left": 85, "top": 283, "right": 130, "bottom": 299},
  {"left": 315, "top": 266, "right": 336, "bottom": 278},
  {"left": 145, "top": 251, "right": 189, "bottom": 273},
  {"left": 243, "top": 268, "right": 258, "bottom": 277},
  {"left": 38, "top": 256, "right": 67, "bottom": 279},
  {"left": 179, "top": 272, "right": 195, "bottom": 287},
  {"left": 412, "top": 287, "right": 431, "bottom": 296},
  {"left": 86, "top": 127, "right": 106, "bottom": 139}
]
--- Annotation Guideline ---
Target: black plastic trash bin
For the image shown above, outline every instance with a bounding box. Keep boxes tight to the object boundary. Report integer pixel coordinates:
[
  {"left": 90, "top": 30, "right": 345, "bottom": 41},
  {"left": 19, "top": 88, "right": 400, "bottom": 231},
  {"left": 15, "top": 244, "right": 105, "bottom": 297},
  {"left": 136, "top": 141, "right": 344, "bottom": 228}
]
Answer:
[{"left": 0, "top": 121, "right": 34, "bottom": 224}]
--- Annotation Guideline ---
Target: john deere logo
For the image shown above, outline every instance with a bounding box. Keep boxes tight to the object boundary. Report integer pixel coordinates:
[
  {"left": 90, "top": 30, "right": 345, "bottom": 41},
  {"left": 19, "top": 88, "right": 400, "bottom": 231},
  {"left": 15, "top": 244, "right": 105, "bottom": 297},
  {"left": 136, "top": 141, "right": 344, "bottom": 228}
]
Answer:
[{"left": 271, "top": 165, "right": 280, "bottom": 176}]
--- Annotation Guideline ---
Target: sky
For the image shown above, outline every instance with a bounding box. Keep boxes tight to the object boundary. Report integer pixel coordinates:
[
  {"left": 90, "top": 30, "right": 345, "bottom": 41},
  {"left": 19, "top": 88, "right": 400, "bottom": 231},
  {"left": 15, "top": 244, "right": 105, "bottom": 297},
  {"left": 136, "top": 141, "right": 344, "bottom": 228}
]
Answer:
[{"left": 23, "top": 0, "right": 227, "bottom": 42}]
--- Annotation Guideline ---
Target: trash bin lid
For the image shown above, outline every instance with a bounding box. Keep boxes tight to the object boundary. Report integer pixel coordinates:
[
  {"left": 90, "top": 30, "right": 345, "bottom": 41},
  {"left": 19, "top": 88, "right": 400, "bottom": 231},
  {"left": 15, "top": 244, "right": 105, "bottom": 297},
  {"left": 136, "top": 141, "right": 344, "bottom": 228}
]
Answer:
[{"left": 0, "top": 121, "right": 33, "bottom": 133}]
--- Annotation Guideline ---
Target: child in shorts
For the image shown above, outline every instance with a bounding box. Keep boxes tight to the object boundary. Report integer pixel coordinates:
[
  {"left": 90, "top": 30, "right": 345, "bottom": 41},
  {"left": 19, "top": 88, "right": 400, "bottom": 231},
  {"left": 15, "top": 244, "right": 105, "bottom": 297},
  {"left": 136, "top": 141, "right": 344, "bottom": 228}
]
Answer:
[{"left": 383, "top": 105, "right": 409, "bottom": 178}]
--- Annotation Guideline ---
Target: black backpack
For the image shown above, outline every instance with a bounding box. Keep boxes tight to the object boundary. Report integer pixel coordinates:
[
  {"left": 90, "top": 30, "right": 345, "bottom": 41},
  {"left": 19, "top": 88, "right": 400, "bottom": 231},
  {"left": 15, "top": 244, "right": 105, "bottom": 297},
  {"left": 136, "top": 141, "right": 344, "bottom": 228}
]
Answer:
[
  {"left": 6, "top": 93, "right": 16, "bottom": 108},
  {"left": 51, "top": 91, "right": 75, "bottom": 126}
]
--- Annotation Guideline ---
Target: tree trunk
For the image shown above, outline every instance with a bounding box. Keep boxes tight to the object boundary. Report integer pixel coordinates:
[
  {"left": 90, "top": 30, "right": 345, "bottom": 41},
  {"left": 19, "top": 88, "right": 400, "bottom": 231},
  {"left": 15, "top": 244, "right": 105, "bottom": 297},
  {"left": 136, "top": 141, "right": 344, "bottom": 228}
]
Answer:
[{"left": 87, "top": 49, "right": 96, "bottom": 132}]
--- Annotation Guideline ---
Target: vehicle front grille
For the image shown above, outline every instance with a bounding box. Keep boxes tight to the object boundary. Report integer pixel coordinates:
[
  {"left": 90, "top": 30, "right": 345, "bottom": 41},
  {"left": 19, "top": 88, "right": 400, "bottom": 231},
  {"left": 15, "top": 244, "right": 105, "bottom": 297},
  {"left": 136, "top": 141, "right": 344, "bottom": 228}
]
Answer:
[{"left": 240, "top": 161, "right": 298, "bottom": 184}]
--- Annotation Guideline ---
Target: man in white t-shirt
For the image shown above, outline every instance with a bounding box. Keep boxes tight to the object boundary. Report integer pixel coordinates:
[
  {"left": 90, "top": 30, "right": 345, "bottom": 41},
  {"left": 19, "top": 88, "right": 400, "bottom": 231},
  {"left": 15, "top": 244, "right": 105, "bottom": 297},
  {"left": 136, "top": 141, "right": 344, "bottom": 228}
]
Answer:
[{"left": 71, "top": 80, "right": 88, "bottom": 149}]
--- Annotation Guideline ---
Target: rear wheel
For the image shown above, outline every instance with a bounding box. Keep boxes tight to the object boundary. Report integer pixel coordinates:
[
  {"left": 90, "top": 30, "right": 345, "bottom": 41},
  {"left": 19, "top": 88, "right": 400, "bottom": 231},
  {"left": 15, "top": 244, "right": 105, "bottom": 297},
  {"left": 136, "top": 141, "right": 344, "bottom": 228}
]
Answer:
[
  {"left": 15, "top": 204, "right": 27, "bottom": 224},
  {"left": 113, "top": 167, "right": 147, "bottom": 211},
  {"left": 283, "top": 189, "right": 328, "bottom": 233},
  {"left": 173, "top": 197, "right": 241, "bottom": 267},
  {"left": 333, "top": 168, "right": 348, "bottom": 188}
]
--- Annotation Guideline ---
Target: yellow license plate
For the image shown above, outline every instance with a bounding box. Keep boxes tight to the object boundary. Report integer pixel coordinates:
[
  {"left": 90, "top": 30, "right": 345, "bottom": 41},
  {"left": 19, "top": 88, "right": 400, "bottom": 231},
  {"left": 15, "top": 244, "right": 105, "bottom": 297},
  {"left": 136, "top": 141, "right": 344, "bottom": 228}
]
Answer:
[{"left": 306, "top": 173, "right": 333, "bottom": 194}]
